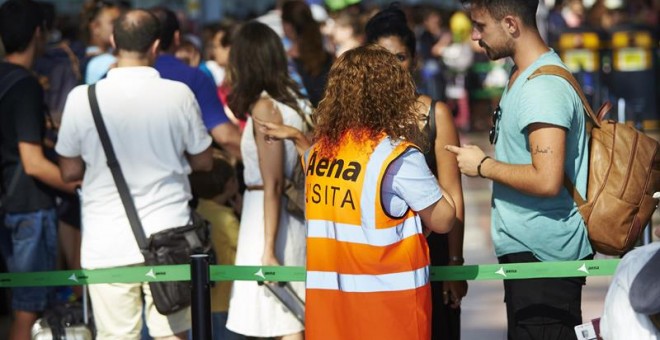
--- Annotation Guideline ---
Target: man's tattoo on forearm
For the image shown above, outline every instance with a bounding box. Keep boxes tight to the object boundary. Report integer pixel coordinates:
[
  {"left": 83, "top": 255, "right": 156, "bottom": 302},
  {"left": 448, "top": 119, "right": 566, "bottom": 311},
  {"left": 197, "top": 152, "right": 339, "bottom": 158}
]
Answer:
[{"left": 533, "top": 145, "right": 553, "bottom": 154}]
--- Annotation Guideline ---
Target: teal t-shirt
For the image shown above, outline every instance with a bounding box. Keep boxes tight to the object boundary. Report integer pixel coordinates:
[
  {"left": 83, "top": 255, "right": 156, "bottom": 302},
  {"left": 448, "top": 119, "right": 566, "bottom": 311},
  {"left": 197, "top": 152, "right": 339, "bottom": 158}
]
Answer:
[{"left": 491, "top": 50, "right": 592, "bottom": 262}]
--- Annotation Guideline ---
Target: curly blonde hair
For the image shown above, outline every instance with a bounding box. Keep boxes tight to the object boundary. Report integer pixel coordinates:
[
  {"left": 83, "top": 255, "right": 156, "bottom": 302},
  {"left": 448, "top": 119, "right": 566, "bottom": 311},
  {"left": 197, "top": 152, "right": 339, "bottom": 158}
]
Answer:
[{"left": 313, "top": 44, "right": 426, "bottom": 156}]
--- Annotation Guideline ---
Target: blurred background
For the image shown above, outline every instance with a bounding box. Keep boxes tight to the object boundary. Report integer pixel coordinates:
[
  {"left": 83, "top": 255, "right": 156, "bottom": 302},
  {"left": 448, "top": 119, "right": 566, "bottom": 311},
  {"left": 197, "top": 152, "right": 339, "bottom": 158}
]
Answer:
[{"left": 0, "top": 0, "right": 657, "bottom": 134}]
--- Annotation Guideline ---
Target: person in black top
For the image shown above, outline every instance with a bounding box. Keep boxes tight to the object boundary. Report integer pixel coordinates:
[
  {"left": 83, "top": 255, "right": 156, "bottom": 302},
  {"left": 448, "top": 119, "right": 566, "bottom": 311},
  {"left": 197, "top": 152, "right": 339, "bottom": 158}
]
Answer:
[
  {"left": 365, "top": 6, "right": 468, "bottom": 340},
  {"left": 0, "top": 1, "right": 79, "bottom": 338}
]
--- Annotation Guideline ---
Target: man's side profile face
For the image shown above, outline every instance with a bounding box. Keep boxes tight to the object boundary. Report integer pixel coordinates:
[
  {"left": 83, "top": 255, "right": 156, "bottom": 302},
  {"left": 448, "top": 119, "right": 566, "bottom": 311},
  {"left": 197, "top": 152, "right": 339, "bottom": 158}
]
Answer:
[{"left": 470, "top": 6, "right": 513, "bottom": 60}]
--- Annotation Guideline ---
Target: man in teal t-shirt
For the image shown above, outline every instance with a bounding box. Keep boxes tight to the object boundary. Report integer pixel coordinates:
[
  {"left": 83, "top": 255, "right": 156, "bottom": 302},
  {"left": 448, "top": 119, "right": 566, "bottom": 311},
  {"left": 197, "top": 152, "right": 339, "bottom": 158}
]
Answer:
[
  {"left": 491, "top": 49, "right": 591, "bottom": 263},
  {"left": 447, "top": 0, "right": 593, "bottom": 338}
]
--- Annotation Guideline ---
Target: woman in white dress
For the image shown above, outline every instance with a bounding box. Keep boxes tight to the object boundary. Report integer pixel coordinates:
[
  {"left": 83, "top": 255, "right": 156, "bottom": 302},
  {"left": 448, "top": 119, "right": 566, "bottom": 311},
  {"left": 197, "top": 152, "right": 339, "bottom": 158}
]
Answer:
[{"left": 225, "top": 21, "right": 308, "bottom": 340}]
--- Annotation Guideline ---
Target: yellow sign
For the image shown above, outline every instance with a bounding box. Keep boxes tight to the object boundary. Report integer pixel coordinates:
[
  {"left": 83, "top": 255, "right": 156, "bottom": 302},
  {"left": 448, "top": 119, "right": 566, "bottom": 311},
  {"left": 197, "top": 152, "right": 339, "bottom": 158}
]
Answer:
[
  {"left": 563, "top": 49, "right": 599, "bottom": 72},
  {"left": 612, "top": 31, "right": 653, "bottom": 48},
  {"left": 559, "top": 32, "right": 600, "bottom": 50},
  {"left": 614, "top": 48, "right": 651, "bottom": 71}
]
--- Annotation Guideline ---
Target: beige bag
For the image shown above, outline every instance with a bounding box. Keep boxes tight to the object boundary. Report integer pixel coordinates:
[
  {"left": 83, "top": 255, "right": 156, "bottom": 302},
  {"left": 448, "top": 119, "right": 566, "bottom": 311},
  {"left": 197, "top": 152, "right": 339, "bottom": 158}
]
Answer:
[
  {"left": 530, "top": 65, "right": 660, "bottom": 255},
  {"left": 283, "top": 101, "right": 314, "bottom": 221}
]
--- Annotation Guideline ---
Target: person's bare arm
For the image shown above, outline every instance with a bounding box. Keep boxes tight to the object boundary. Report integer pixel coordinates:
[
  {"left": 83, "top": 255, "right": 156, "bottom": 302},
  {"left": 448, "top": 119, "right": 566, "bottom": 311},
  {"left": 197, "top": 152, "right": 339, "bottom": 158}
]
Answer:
[
  {"left": 432, "top": 100, "right": 468, "bottom": 307},
  {"left": 59, "top": 156, "right": 85, "bottom": 183},
  {"left": 210, "top": 122, "right": 242, "bottom": 160},
  {"left": 20, "top": 142, "right": 79, "bottom": 193},
  {"left": 446, "top": 123, "right": 566, "bottom": 197},
  {"left": 254, "top": 117, "right": 311, "bottom": 156},
  {"left": 417, "top": 189, "right": 456, "bottom": 234},
  {"left": 433, "top": 101, "right": 465, "bottom": 257},
  {"left": 186, "top": 146, "right": 213, "bottom": 172},
  {"left": 252, "top": 98, "right": 285, "bottom": 267}
]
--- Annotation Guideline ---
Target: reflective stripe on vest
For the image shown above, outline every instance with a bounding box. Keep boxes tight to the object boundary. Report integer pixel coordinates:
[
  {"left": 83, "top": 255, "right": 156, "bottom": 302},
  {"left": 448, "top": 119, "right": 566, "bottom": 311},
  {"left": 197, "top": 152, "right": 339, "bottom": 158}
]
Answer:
[
  {"left": 307, "top": 216, "right": 421, "bottom": 246},
  {"left": 306, "top": 266, "right": 429, "bottom": 292}
]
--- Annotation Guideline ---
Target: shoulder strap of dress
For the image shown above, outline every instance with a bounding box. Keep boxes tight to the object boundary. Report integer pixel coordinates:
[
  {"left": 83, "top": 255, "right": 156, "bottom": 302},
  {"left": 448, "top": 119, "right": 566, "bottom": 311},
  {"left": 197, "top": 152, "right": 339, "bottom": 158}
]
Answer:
[{"left": 428, "top": 99, "right": 437, "bottom": 142}]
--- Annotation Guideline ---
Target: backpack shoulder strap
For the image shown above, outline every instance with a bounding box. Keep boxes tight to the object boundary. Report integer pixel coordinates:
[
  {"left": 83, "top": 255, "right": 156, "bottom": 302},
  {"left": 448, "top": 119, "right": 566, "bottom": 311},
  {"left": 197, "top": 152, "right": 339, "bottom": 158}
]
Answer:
[
  {"left": 528, "top": 65, "right": 601, "bottom": 128},
  {"left": 528, "top": 65, "right": 589, "bottom": 208},
  {"left": 0, "top": 67, "right": 31, "bottom": 103}
]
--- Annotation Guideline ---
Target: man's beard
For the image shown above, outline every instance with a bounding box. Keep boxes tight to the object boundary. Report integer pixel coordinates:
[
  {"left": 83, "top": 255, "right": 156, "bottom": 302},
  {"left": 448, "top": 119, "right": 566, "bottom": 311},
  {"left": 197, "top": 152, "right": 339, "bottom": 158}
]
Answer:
[{"left": 479, "top": 40, "right": 512, "bottom": 61}]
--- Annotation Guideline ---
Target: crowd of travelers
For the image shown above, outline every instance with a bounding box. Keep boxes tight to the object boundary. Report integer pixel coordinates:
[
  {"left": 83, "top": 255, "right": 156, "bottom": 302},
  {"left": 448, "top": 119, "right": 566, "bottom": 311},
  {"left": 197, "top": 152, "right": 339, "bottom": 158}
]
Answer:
[{"left": 0, "top": 0, "right": 658, "bottom": 339}]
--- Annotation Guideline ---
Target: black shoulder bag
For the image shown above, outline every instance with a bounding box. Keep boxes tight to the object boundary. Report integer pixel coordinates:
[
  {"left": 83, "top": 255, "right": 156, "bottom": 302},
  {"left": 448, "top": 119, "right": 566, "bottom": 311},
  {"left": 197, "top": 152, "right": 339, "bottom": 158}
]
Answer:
[{"left": 87, "top": 84, "right": 214, "bottom": 315}]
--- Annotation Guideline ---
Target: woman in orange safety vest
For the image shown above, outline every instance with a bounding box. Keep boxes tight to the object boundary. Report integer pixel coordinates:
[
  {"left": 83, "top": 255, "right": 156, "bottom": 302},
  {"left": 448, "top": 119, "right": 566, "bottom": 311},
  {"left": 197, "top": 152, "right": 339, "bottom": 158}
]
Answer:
[{"left": 258, "top": 45, "right": 457, "bottom": 339}]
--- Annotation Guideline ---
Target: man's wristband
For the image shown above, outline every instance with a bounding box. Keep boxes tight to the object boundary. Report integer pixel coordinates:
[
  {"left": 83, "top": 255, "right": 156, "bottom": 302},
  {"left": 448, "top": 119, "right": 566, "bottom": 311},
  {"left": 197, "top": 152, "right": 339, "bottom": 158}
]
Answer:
[{"left": 477, "top": 156, "right": 491, "bottom": 178}]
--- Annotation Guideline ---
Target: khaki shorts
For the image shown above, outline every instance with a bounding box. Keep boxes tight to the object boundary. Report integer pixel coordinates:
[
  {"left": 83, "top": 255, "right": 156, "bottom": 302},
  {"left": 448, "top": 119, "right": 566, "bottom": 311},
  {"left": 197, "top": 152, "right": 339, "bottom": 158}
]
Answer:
[{"left": 89, "top": 281, "right": 191, "bottom": 339}]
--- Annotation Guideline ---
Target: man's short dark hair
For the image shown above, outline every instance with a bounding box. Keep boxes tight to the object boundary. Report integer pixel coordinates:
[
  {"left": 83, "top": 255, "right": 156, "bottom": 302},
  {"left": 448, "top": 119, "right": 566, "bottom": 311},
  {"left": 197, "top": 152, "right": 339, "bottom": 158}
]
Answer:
[
  {"left": 150, "top": 6, "right": 179, "bottom": 51},
  {"left": 0, "top": 0, "right": 45, "bottom": 54},
  {"left": 113, "top": 9, "right": 160, "bottom": 54},
  {"left": 462, "top": 0, "right": 539, "bottom": 28}
]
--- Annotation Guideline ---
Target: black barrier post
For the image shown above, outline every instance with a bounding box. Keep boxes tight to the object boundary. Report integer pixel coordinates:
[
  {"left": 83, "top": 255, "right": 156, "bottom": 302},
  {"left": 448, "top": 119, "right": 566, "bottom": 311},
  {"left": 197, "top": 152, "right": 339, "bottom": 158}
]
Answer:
[{"left": 191, "top": 254, "right": 212, "bottom": 340}]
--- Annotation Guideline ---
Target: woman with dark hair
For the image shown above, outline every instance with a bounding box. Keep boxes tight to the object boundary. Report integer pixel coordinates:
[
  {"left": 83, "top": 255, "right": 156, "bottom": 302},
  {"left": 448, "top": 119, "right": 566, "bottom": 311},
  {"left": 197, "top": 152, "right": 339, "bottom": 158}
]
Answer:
[
  {"left": 79, "top": 0, "right": 129, "bottom": 83},
  {"left": 80, "top": 0, "right": 125, "bottom": 55},
  {"left": 365, "top": 5, "right": 467, "bottom": 340},
  {"left": 224, "top": 21, "right": 308, "bottom": 340},
  {"left": 281, "top": 0, "right": 333, "bottom": 107}
]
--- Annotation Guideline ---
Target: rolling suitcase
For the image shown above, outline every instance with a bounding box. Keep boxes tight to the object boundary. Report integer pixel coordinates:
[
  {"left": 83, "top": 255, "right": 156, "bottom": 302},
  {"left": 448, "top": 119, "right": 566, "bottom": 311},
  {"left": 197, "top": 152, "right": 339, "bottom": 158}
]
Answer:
[
  {"left": 31, "top": 296, "right": 93, "bottom": 340},
  {"left": 32, "top": 188, "right": 94, "bottom": 339}
]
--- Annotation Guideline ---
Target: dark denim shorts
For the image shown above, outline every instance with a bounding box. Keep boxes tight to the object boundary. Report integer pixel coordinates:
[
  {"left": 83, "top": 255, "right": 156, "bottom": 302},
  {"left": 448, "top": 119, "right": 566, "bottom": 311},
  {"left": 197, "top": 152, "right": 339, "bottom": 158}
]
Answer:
[{"left": 1, "top": 208, "right": 58, "bottom": 312}]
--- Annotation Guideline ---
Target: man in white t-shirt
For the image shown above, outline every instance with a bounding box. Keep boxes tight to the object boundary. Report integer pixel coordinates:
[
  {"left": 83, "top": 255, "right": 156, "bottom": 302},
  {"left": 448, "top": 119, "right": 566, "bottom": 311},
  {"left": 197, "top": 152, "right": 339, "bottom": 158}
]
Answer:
[{"left": 55, "top": 9, "right": 212, "bottom": 340}]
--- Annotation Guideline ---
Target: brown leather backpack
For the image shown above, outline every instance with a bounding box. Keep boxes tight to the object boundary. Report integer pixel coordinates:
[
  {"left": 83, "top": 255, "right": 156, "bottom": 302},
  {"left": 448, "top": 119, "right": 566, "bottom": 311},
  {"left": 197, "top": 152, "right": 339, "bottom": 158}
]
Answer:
[{"left": 530, "top": 65, "right": 660, "bottom": 255}]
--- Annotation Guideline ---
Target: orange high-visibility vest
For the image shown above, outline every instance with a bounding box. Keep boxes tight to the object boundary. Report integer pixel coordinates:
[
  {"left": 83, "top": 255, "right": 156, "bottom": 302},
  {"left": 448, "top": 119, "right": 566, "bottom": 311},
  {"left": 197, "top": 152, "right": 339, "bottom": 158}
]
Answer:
[{"left": 304, "top": 133, "right": 431, "bottom": 340}]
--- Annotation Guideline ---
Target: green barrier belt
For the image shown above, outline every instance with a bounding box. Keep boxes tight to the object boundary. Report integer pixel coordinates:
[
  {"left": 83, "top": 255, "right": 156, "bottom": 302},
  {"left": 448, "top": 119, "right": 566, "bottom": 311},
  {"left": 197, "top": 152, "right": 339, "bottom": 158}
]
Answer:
[{"left": 0, "top": 259, "right": 619, "bottom": 288}]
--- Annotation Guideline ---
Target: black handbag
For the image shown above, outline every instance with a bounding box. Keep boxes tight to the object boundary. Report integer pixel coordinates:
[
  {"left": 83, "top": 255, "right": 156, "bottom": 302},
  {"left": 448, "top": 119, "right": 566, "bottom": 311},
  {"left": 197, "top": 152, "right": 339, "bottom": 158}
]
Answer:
[{"left": 87, "top": 84, "right": 213, "bottom": 315}]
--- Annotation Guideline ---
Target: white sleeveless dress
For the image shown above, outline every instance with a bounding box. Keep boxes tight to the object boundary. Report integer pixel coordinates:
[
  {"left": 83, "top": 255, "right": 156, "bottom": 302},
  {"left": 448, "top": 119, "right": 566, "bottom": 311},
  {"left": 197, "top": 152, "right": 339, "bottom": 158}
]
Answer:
[{"left": 226, "top": 94, "right": 308, "bottom": 337}]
